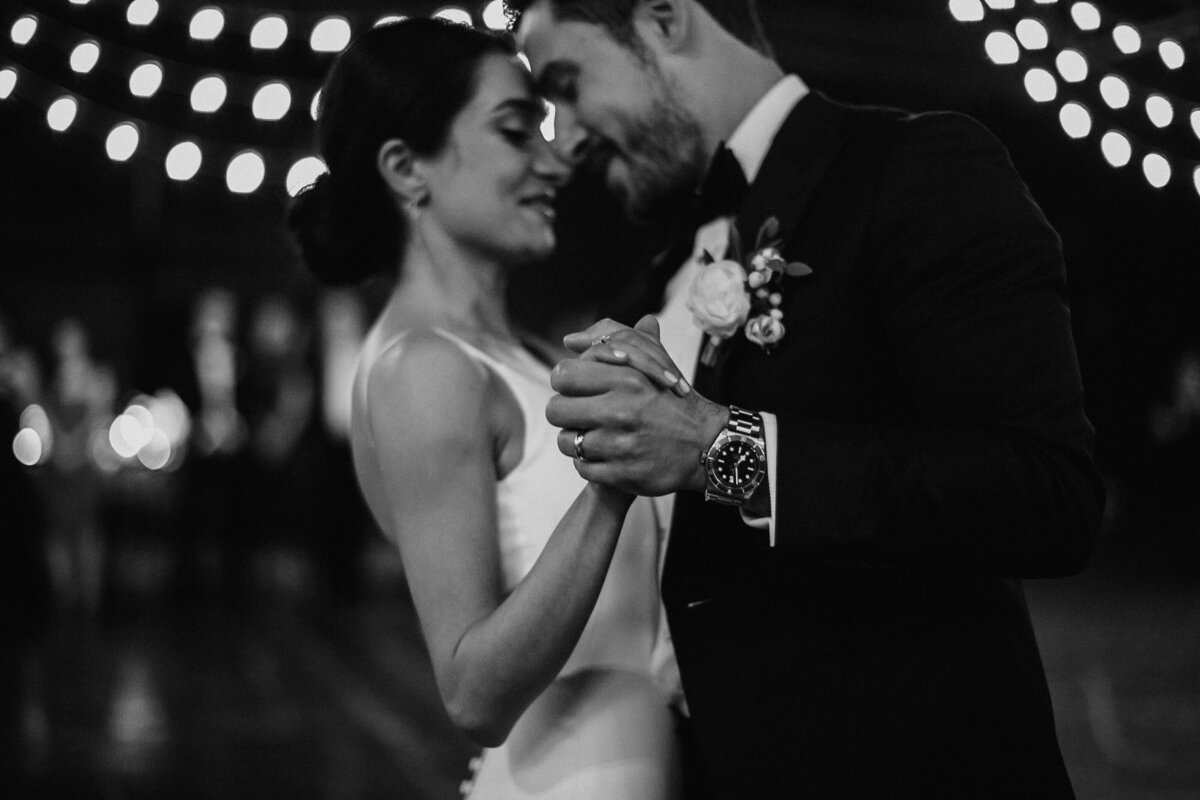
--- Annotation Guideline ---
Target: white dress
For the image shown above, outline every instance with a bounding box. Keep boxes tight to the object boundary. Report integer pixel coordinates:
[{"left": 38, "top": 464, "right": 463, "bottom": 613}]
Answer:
[{"left": 353, "top": 328, "right": 682, "bottom": 800}]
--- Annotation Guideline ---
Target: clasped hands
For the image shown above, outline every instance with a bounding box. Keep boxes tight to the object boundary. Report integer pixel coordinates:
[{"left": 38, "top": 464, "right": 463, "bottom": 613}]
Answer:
[{"left": 548, "top": 315, "right": 729, "bottom": 497}]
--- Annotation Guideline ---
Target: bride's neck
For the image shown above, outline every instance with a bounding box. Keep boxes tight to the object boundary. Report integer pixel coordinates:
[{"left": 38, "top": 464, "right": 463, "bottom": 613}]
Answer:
[{"left": 388, "top": 222, "right": 515, "bottom": 342}]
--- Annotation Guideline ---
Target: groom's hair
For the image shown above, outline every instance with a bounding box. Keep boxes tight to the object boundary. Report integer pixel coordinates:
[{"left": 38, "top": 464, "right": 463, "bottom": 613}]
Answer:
[{"left": 504, "top": 0, "right": 774, "bottom": 58}]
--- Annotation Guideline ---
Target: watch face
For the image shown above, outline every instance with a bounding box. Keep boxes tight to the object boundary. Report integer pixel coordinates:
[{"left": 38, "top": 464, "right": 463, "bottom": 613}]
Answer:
[{"left": 710, "top": 437, "right": 764, "bottom": 492}]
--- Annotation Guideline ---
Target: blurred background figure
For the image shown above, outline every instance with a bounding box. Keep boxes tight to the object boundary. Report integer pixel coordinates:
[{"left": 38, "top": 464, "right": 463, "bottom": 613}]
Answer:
[
  {"left": 176, "top": 287, "right": 247, "bottom": 605},
  {"left": 1, "top": 307, "right": 49, "bottom": 636},
  {"left": 237, "top": 293, "right": 324, "bottom": 600},
  {"left": 39, "top": 318, "right": 117, "bottom": 618},
  {"left": 1141, "top": 346, "right": 1200, "bottom": 573}
]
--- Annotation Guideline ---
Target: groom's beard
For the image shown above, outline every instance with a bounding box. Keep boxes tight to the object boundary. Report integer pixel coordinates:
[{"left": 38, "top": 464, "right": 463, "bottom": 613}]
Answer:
[{"left": 603, "top": 91, "right": 708, "bottom": 225}]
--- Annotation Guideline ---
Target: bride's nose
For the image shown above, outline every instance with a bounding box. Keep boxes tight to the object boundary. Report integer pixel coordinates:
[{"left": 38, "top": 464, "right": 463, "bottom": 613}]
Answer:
[{"left": 532, "top": 138, "right": 571, "bottom": 186}]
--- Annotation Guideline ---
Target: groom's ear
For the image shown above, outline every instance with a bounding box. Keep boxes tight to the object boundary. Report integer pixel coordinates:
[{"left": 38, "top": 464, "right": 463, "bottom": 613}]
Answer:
[
  {"left": 376, "top": 138, "right": 427, "bottom": 206},
  {"left": 634, "top": 0, "right": 691, "bottom": 53}
]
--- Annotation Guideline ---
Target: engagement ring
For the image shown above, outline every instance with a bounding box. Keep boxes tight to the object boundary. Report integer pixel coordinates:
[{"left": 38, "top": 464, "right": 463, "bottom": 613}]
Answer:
[{"left": 573, "top": 430, "right": 588, "bottom": 462}]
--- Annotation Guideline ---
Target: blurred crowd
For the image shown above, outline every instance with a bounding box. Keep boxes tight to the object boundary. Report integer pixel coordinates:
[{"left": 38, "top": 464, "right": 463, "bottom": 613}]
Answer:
[{"left": 1, "top": 288, "right": 381, "bottom": 636}]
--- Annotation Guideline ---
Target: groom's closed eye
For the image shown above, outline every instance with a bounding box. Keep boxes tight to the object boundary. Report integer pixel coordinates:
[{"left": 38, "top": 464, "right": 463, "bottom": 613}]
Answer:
[{"left": 536, "top": 63, "right": 579, "bottom": 103}]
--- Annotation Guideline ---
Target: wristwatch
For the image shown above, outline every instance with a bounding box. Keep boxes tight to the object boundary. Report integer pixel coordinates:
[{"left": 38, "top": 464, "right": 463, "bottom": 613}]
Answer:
[{"left": 700, "top": 405, "right": 767, "bottom": 506}]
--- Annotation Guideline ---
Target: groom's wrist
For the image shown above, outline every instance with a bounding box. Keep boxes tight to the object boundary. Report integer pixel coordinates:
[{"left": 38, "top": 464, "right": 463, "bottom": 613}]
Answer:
[{"left": 688, "top": 402, "right": 730, "bottom": 493}]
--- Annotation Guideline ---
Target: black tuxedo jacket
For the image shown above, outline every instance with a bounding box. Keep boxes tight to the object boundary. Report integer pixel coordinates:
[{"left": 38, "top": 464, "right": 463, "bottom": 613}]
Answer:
[{"left": 659, "top": 92, "right": 1105, "bottom": 798}]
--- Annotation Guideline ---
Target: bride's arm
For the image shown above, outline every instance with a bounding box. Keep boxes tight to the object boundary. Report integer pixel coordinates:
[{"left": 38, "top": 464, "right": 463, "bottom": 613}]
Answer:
[{"left": 366, "top": 332, "right": 632, "bottom": 747}]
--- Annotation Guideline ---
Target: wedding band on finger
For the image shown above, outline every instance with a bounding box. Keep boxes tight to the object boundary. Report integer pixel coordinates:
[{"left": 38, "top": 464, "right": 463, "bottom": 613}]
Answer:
[
  {"left": 573, "top": 430, "right": 588, "bottom": 462},
  {"left": 591, "top": 334, "right": 612, "bottom": 347}
]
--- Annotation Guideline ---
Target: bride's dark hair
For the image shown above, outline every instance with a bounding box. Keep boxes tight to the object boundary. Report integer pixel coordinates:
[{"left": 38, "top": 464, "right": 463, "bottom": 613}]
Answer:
[{"left": 288, "top": 19, "right": 515, "bottom": 286}]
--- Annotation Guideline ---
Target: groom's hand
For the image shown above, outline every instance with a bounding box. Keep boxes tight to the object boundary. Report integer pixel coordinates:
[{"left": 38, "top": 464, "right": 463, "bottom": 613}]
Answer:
[{"left": 548, "top": 316, "right": 728, "bottom": 496}]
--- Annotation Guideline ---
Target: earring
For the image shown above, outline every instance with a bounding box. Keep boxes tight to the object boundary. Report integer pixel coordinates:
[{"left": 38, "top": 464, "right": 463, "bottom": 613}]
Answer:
[{"left": 405, "top": 194, "right": 427, "bottom": 214}]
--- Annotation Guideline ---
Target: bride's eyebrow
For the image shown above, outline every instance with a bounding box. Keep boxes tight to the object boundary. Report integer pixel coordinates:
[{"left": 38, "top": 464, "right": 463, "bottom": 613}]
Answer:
[{"left": 491, "top": 97, "right": 543, "bottom": 121}]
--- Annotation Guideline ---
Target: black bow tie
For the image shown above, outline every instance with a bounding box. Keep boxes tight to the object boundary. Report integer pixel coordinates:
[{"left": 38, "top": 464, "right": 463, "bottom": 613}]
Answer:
[{"left": 691, "top": 142, "right": 750, "bottom": 225}]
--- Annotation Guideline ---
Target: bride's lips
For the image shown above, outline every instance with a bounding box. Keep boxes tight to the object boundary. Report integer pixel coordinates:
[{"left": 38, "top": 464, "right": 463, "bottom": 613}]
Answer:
[{"left": 520, "top": 190, "right": 557, "bottom": 221}]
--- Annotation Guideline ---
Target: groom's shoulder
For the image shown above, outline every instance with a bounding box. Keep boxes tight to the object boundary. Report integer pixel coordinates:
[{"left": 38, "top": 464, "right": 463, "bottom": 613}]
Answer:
[{"left": 825, "top": 94, "right": 1001, "bottom": 154}]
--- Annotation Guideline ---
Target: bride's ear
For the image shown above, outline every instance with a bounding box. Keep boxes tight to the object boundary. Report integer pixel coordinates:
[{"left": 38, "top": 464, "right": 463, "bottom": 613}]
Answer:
[{"left": 377, "top": 138, "right": 428, "bottom": 208}]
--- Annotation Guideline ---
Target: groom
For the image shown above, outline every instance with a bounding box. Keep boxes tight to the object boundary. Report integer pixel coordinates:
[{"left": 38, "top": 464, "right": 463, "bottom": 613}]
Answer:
[{"left": 512, "top": 0, "right": 1105, "bottom": 796}]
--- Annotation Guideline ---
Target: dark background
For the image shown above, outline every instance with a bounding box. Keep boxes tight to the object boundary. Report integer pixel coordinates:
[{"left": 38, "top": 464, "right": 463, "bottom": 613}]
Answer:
[{"left": 2, "top": 2, "right": 1199, "bottom": 798}]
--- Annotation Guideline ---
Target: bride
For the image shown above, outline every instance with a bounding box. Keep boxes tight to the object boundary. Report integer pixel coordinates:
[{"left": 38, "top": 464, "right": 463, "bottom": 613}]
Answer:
[{"left": 288, "top": 18, "right": 683, "bottom": 799}]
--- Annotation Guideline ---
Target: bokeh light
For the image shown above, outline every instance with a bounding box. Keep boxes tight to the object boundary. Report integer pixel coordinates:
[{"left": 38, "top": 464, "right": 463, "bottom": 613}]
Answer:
[
  {"left": 1024, "top": 68, "right": 1058, "bottom": 102},
  {"left": 250, "top": 16, "right": 288, "bottom": 50},
  {"left": 13, "top": 428, "right": 43, "bottom": 467},
  {"left": 12, "top": 15, "right": 37, "bottom": 46},
  {"left": 984, "top": 30, "right": 1020, "bottom": 65},
  {"left": 286, "top": 156, "right": 327, "bottom": 197},
  {"left": 949, "top": 0, "right": 985, "bottom": 23},
  {"left": 1159, "top": 39, "right": 1185, "bottom": 70},
  {"left": 1112, "top": 24, "right": 1141, "bottom": 55},
  {"left": 310, "top": 89, "right": 322, "bottom": 121},
  {"left": 47, "top": 96, "right": 78, "bottom": 132},
  {"left": 374, "top": 15, "right": 407, "bottom": 28},
  {"left": 541, "top": 102, "right": 556, "bottom": 142},
  {"left": 126, "top": 0, "right": 159, "bottom": 27},
  {"left": 434, "top": 7, "right": 473, "bottom": 26},
  {"left": 70, "top": 41, "right": 101, "bottom": 74},
  {"left": 1191, "top": 109, "right": 1200, "bottom": 141},
  {"left": 166, "top": 141, "right": 202, "bottom": 181},
  {"left": 1193, "top": 166, "right": 1200, "bottom": 198},
  {"left": 1055, "top": 49, "right": 1088, "bottom": 83},
  {"left": 1059, "top": 102, "right": 1092, "bottom": 139},
  {"left": 190, "top": 75, "right": 227, "bottom": 113},
  {"left": 483, "top": 0, "right": 511, "bottom": 29},
  {"left": 252, "top": 82, "right": 292, "bottom": 121},
  {"left": 1142, "top": 153, "right": 1171, "bottom": 189},
  {"left": 1070, "top": 2, "right": 1100, "bottom": 31},
  {"left": 1100, "top": 130, "right": 1131, "bottom": 168},
  {"left": 189, "top": 7, "right": 225, "bottom": 41},
  {"left": 105, "top": 122, "right": 140, "bottom": 161},
  {"left": 1145, "top": 95, "right": 1174, "bottom": 129},
  {"left": 0, "top": 68, "right": 16, "bottom": 99},
  {"left": 983, "top": 0, "right": 1014, "bottom": 9},
  {"left": 129, "top": 61, "right": 163, "bottom": 97},
  {"left": 1099, "top": 75, "right": 1130, "bottom": 110},
  {"left": 311, "top": 16, "right": 352, "bottom": 53},
  {"left": 226, "top": 151, "right": 266, "bottom": 194},
  {"left": 1015, "top": 19, "right": 1049, "bottom": 50}
]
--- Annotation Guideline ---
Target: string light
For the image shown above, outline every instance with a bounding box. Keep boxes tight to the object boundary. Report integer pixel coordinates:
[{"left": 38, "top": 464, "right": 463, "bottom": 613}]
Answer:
[
  {"left": 190, "top": 76, "right": 227, "bottom": 113},
  {"left": 1112, "top": 24, "right": 1141, "bottom": 55},
  {"left": 1145, "top": 95, "right": 1174, "bottom": 129},
  {"left": 948, "top": 0, "right": 985, "bottom": 24},
  {"left": 1055, "top": 49, "right": 1088, "bottom": 83},
  {"left": 47, "top": 96, "right": 78, "bottom": 132},
  {"left": 483, "top": 0, "right": 510, "bottom": 30},
  {"left": 226, "top": 150, "right": 266, "bottom": 194},
  {"left": 983, "top": 0, "right": 1015, "bottom": 9},
  {"left": 1142, "top": 153, "right": 1171, "bottom": 188},
  {"left": 286, "top": 156, "right": 327, "bottom": 197},
  {"left": 1069, "top": 2, "right": 1101, "bottom": 32},
  {"left": 434, "top": 7, "right": 473, "bottom": 26},
  {"left": 126, "top": 0, "right": 159, "bottom": 27},
  {"left": 250, "top": 15, "right": 288, "bottom": 50},
  {"left": 1059, "top": 102, "right": 1092, "bottom": 139},
  {"left": 0, "top": 68, "right": 16, "bottom": 100},
  {"left": 252, "top": 82, "right": 292, "bottom": 121},
  {"left": 1024, "top": 68, "right": 1058, "bottom": 103},
  {"left": 105, "top": 122, "right": 140, "bottom": 161},
  {"left": 165, "top": 141, "right": 202, "bottom": 181},
  {"left": 129, "top": 61, "right": 163, "bottom": 98},
  {"left": 1158, "top": 39, "right": 1185, "bottom": 71},
  {"left": 310, "top": 17, "right": 352, "bottom": 53},
  {"left": 985, "top": 30, "right": 1020, "bottom": 65},
  {"left": 1100, "top": 131, "right": 1131, "bottom": 168},
  {"left": 70, "top": 41, "right": 102, "bottom": 74},
  {"left": 189, "top": 8, "right": 225, "bottom": 41},
  {"left": 11, "top": 15, "right": 38, "bottom": 46},
  {"left": 1015, "top": 19, "right": 1049, "bottom": 50},
  {"left": 1098, "top": 75, "right": 1130, "bottom": 110}
]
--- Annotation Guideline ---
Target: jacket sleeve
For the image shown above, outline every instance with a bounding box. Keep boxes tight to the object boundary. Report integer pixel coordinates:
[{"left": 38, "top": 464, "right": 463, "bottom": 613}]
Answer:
[{"left": 770, "top": 113, "right": 1105, "bottom": 577}]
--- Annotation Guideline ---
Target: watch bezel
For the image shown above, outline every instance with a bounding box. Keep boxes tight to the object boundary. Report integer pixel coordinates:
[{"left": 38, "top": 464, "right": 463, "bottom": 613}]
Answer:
[{"left": 705, "top": 432, "right": 767, "bottom": 499}]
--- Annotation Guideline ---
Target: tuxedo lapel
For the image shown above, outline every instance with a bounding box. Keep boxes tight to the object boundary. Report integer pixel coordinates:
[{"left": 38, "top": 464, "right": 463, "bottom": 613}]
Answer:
[{"left": 734, "top": 91, "right": 847, "bottom": 271}]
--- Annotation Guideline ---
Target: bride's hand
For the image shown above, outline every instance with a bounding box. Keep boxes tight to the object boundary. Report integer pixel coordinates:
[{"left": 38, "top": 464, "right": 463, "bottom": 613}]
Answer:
[{"left": 569, "top": 315, "right": 691, "bottom": 398}]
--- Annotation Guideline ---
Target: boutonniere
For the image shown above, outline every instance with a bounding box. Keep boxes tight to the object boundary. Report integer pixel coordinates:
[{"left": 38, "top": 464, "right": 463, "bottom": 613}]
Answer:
[{"left": 686, "top": 216, "right": 813, "bottom": 366}]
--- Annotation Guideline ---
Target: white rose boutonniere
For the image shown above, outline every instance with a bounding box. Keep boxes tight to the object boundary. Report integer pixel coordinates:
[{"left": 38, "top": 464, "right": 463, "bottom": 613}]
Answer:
[
  {"left": 687, "top": 259, "right": 752, "bottom": 340},
  {"left": 689, "top": 216, "right": 813, "bottom": 365}
]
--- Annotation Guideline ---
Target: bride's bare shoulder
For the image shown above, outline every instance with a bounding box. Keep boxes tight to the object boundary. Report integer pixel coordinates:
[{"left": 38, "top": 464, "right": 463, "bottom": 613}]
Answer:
[{"left": 361, "top": 327, "right": 489, "bottom": 425}]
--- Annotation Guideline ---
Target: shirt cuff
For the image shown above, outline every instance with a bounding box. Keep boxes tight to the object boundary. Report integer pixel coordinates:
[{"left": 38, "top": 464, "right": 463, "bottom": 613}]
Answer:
[{"left": 739, "top": 411, "right": 778, "bottom": 546}]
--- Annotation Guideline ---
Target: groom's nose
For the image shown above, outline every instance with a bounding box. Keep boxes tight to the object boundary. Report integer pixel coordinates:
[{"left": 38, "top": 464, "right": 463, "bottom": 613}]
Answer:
[{"left": 551, "top": 105, "right": 591, "bottom": 166}]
